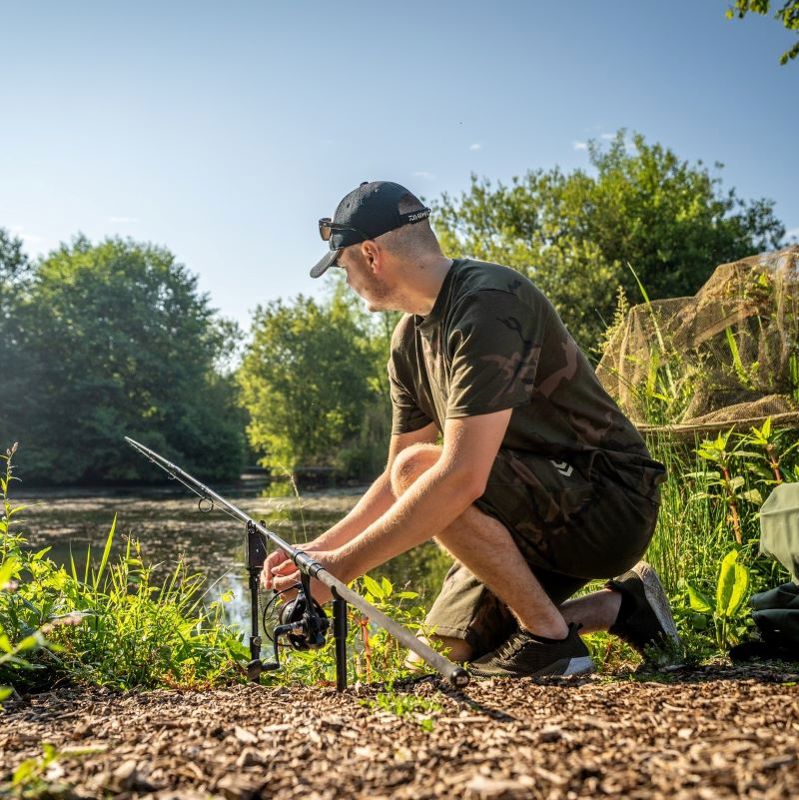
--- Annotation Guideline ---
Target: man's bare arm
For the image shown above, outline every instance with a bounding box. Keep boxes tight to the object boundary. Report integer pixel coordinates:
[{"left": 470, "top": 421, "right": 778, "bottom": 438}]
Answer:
[
  {"left": 262, "top": 422, "right": 438, "bottom": 587},
  {"left": 308, "top": 421, "right": 440, "bottom": 550},
  {"left": 336, "top": 410, "right": 511, "bottom": 578},
  {"left": 268, "top": 410, "right": 513, "bottom": 596}
]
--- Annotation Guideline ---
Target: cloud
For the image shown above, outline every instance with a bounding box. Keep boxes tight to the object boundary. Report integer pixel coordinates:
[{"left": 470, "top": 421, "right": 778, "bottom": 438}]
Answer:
[
  {"left": 469, "top": 143, "right": 482, "bottom": 152},
  {"left": 108, "top": 216, "right": 139, "bottom": 224},
  {"left": 601, "top": 132, "right": 616, "bottom": 140},
  {"left": 412, "top": 171, "right": 435, "bottom": 180},
  {"left": 573, "top": 141, "right": 588, "bottom": 151}
]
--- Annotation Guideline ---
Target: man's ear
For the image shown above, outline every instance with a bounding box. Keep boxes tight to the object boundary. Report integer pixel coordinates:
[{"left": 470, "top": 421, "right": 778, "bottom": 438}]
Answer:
[{"left": 361, "top": 240, "right": 381, "bottom": 273}]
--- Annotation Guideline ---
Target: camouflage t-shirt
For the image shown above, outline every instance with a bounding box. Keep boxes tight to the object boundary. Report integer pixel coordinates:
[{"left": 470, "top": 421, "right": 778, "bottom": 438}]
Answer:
[{"left": 388, "top": 258, "right": 664, "bottom": 498}]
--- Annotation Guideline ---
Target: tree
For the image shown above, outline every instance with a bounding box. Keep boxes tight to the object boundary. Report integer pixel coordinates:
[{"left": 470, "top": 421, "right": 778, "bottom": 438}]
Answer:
[
  {"left": 0, "top": 229, "right": 33, "bottom": 385},
  {"left": 433, "top": 130, "right": 785, "bottom": 350},
  {"left": 0, "top": 228, "right": 31, "bottom": 288},
  {"left": 0, "top": 236, "right": 245, "bottom": 483},
  {"left": 238, "top": 295, "right": 381, "bottom": 476},
  {"left": 326, "top": 278, "right": 401, "bottom": 476},
  {"left": 727, "top": 1, "right": 799, "bottom": 64}
]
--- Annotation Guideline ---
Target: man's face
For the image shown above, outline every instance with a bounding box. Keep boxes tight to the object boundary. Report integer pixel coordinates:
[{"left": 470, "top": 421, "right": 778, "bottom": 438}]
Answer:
[{"left": 336, "top": 244, "right": 394, "bottom": 312}]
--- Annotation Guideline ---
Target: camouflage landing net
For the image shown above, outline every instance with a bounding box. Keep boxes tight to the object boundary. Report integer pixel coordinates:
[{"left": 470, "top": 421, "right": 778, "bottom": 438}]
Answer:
[{"left": 596, "top": 246, "right": 799, "bottom": 436}]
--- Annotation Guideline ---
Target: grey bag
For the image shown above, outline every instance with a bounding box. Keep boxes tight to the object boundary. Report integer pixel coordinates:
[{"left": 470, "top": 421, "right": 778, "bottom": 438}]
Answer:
[{"left": 759, "top": 482, "right": 799, "bottom": 582}]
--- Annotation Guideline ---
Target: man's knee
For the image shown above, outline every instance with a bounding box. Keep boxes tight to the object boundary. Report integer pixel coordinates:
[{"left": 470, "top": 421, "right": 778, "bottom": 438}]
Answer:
[{"left": 390, "top": 443, "right": 442, "bottom": 497}]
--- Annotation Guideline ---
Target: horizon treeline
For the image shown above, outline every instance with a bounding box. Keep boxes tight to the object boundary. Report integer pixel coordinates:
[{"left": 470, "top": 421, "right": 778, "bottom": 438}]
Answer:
[{"left": 0, "top": 131, "right": 789, "bottom": 485}]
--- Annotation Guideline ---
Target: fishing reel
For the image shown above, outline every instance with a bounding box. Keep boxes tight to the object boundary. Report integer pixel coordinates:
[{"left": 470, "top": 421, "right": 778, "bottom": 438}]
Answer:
[{"left": 261, "top": 572, "right": 330, "bottom": 671}]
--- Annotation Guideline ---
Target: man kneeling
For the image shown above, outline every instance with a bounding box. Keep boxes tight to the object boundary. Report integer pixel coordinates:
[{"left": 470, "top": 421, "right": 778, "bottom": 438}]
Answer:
[{"left": 263, "top": 181, "right": 679, "bottom": 677}]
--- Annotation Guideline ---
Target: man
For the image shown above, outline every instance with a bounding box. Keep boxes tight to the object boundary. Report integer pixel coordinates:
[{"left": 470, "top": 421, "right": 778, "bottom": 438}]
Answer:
[{"left": 263, "top": 180, "right": 679, "bottom": 678}]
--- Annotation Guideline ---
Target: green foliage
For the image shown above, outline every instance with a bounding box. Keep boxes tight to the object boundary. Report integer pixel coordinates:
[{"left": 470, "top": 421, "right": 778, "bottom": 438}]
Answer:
[
  {"left": 0, "top": 234, "right": 246, "bottom": 484},
  {"left": 261, "top": 574, "right": 437, "bottom": 687},
  {"left": 361, "top": 685, "right": 443, "bottom": 731},
  {"left": 683, "top": 550, "right": 752, "bottom": 649},
  {"left": 646, "top": 420, "right": 799, "bottom": 659},
  {"left": 0, "top": 231, "right": 33, "bottom": 421},
  {"left": 0, "top": 445, "right": 247, "bottom": 693},
  {"left": 238, "top": 292, "right": 388, "bottom": 477},
  {"left": 434, "top": 131, "right": 785, "bottom": 348},
  {"left": 0, "top": 228, "right": 32, "bottom": 323},
  {"left": 1, "top": 443, "right": 49, "bottom": 706},
  {"left": 727, "top": 1, "right": 799, "bottom": 64}
]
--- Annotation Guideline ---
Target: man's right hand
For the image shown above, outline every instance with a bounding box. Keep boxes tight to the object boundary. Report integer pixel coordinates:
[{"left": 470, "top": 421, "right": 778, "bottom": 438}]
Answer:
[
  {"left": 260, "top": 542, "right": 322, "bottom": 590},
  {"left": 260, "top": 548, "right": 290, "bottom": 590}
]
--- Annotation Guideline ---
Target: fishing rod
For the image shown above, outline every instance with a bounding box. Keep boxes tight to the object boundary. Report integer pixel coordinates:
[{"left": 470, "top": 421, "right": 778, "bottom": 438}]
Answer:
[{"left": 125, "top": 437, "right": 470, "bottom": 690}]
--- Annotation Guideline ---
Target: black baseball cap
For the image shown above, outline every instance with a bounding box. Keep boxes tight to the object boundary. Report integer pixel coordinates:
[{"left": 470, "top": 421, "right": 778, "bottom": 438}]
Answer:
[{"left": 310, "top": 181, "right": 431, "bottom": 278}]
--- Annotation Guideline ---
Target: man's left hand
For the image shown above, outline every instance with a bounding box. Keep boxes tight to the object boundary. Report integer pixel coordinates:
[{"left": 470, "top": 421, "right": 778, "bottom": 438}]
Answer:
[{"left": 270, "top": 549, "right": 348, "bottom": 605}]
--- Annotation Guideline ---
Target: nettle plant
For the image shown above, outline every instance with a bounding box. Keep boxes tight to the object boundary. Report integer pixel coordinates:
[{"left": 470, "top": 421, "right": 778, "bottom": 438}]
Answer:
[
  {"left": 692, "top": 431, "right": 760, "bottom": 546},
  {"left": 1, "top": 443, "right": 51, "bottom": 705},
  {"left": 691, "top": 420, "right": 799, "bottom": 547}
]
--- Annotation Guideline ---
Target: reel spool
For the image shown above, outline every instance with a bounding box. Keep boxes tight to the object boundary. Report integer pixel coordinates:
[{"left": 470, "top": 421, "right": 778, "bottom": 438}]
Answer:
[
  {"left": 261, "top": 573, "right": 330, "bottom": 671},
  {"left": 277, "top": 592, "right": 329, "bottom": 651}
]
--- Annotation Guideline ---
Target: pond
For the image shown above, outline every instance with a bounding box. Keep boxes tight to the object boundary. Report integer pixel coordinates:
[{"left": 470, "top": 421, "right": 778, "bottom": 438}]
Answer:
[{"left": 14, "top": 474, "right": 453, "bottom": 632}]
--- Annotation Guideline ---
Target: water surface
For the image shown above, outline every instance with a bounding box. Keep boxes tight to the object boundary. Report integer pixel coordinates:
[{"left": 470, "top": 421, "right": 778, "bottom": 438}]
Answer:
[{"left": 15, "top": 475, "right": 452, "bottom": 630}]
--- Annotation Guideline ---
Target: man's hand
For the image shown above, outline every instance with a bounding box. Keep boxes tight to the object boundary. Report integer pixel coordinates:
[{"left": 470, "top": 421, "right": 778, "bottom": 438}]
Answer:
[
  {"left": 269, "top": 549, "right": 349, "bottom": 605},
  {"left": 260, "top": 541, "right": 324, "bottom": 590}
]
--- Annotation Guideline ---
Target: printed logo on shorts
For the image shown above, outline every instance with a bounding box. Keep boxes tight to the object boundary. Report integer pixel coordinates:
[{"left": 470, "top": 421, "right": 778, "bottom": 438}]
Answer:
[{"left": 550, "top": 460, "right": 574, "bottom": 478}]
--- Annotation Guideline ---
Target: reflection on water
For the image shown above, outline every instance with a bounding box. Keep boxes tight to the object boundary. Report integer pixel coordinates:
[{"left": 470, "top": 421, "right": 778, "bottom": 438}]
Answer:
[{"left": 16, "top": 475, "right": 452, "bottom": 631}]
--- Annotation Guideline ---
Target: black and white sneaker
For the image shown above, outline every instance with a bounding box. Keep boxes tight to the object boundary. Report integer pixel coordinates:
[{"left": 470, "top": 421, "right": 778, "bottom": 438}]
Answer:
[
  {"left": 470, "top": 623, "right": 594, "bottom": 679},
  {"left": 607, "top": 562, "right": 681, "bottom": 663}
]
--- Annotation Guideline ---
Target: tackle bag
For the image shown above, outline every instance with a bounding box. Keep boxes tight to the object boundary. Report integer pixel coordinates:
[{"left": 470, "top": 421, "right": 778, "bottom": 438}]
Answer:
[{"left": 751, "top": 582, "right": 799, "bottom": 647}]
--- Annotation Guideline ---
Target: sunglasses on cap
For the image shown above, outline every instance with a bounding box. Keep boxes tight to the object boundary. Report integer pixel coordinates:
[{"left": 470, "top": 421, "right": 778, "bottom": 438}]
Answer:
[
  {"left": 318, "top": 219, "right": 371, "bottom": 243},
  {"left": 318, "top": 207, "right": 432, "bottom": 243}
]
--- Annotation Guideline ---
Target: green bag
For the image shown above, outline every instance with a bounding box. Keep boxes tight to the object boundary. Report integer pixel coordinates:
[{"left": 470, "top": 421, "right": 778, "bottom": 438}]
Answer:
[{"left": 759, "top": 482, "right": 799, "bottom": 582}]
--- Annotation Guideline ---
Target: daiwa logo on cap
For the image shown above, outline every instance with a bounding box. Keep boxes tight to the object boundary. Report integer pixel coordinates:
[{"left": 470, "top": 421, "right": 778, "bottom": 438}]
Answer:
[{"left": 406, "top": 209, "right": 431, "bottom": 223}]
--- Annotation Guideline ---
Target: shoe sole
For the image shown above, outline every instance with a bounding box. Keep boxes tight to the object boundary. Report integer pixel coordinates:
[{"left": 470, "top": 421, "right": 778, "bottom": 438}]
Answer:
[
  {"left": 562, "top": 656, "right": 595, "bottom": 676},
  {"left": 471, "top": 655, "right": 595, "bottom": 679},
  {"left": 634, "top": 562, "right": 680, "bottom": 647}
]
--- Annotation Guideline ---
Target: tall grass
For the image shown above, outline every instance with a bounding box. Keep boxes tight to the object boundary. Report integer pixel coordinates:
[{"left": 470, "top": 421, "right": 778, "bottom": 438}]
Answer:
[{"left": 646, "top": 437, "right": 731, "bottom": 596}]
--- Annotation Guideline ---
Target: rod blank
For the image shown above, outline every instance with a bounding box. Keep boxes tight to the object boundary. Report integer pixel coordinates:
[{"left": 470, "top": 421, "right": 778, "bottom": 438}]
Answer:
[{"left": 125, "top": 436, "right": 470, "bottom": 688}]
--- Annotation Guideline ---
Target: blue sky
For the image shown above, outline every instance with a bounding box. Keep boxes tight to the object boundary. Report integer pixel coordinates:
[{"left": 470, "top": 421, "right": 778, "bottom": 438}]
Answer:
[{"left": 2, "top": 1, "right": 797, "bottom": 332}]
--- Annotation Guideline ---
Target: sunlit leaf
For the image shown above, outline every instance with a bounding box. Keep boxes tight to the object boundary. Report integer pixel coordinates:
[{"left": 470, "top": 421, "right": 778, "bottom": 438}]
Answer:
[
  {"left": 716, "top": 550, "right": 750, "bottom": 618},
  {"left": 687, "top": 582, "right": 713, "bottom": 613},
  {"left": 362, "top": 575, "right": 383, "bottom": 600}
]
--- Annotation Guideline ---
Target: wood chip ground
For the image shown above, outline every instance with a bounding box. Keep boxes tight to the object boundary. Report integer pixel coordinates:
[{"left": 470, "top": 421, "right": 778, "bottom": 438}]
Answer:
[{"left": 2, "top": 664, "right": 798, "bottom": 799}]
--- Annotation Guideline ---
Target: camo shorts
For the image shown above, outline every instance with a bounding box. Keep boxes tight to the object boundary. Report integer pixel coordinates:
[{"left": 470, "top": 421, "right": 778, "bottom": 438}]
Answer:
[{"left": 425, "top": 448, "right": 663, "bottom": 658}]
